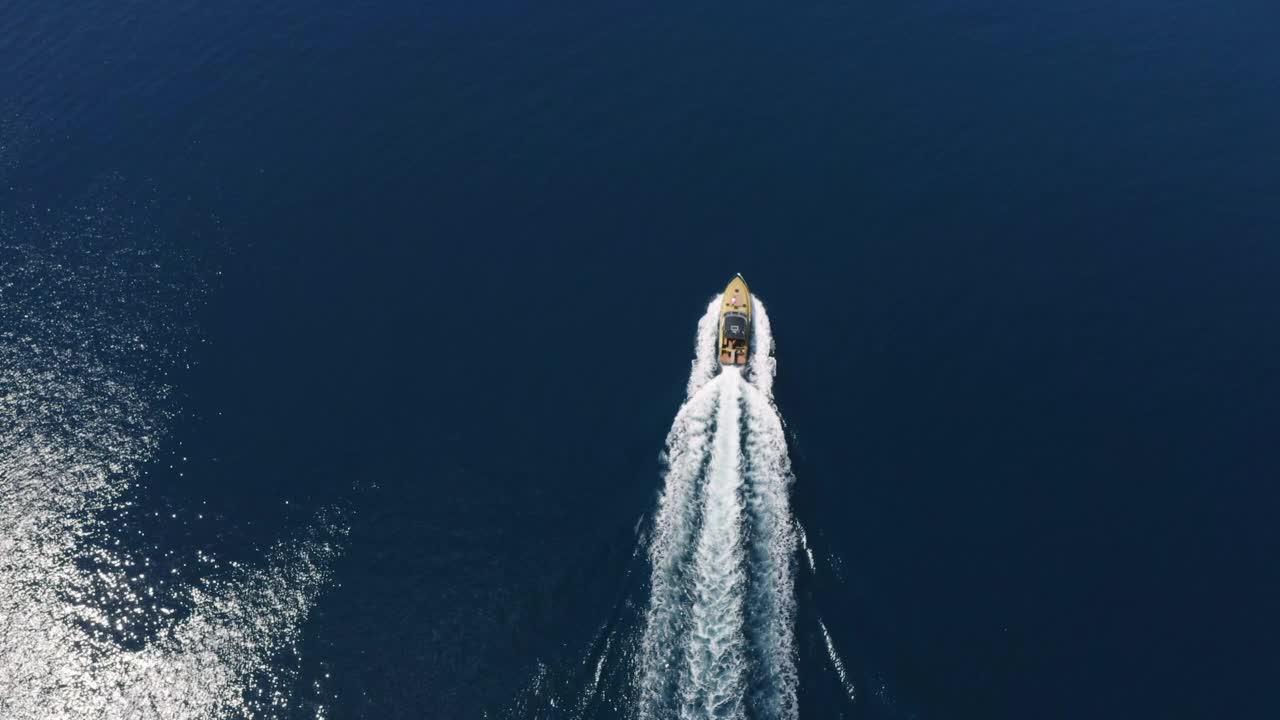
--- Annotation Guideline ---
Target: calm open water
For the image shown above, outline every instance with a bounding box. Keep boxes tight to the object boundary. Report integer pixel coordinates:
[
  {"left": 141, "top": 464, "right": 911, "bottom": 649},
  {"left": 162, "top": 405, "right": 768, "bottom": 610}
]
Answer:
[{"left": 2, "top": 0, "right": 1278, "bottom": 718}]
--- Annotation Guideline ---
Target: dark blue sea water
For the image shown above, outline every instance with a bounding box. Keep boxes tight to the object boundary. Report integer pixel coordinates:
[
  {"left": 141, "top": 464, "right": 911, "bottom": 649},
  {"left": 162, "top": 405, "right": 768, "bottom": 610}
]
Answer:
[{"left": 2, "top": 0, "right": 1278, "bottom": 718}]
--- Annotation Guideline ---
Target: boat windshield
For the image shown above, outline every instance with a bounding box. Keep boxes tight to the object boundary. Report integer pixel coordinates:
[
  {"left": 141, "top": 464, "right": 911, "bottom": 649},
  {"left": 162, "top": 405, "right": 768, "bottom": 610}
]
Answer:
[{"left": 723, "top": 313, "right": 749, "bottom": 340}]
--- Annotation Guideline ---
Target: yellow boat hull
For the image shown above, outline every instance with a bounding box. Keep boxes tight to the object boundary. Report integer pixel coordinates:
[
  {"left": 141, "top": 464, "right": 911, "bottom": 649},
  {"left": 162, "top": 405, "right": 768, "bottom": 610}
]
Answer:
[{"left": 718, "top": 274, "right": 752, "bottom": 367}]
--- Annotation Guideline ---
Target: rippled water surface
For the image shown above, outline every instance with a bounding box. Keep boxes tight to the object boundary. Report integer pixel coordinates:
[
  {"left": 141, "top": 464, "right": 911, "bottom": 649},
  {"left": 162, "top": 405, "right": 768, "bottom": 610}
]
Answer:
[
  {"left": 0, "top": 204, "right": 348, "bottom": 718},
  {"left": 3, "top": 0, "right": 1279, "bottom": 718}
]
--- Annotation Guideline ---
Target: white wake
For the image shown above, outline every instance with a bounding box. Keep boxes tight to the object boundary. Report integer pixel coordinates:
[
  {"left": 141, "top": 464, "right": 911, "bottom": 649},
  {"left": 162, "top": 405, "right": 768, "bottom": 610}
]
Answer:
[
  {"left": 636, "top": 294, "right": 797, "bottom": 720},
  {"left": 741, "top": 301, "right": 798, "bottom": 718},
  {"left": 680, "top": 369, "right": 747, "bottom": 719}
]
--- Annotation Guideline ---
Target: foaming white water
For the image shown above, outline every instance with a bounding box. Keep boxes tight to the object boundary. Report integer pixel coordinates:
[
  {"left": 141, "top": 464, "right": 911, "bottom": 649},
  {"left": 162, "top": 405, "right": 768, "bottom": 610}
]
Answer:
[
  {"left": 637, "top": 290, "right": 798, "bottom": 720},
  {"left": 747, "top": 298, "right": 777, "bottom": 398},
  {"left": 648, "top": 381, "right": 720, "bottom": 583},
  {"left": 796, "top": 521, "right": 816, "bottom": 575},
  {"left": 636, "top": 379, "right": 720, "bottom": 715},
  {"left": 819, "top": 618, "right": 858, "bottom": 704},
  {"left": 742, "top": 379, "right": 798, "bottom": 719},
  {"left": 679, "top": 371, "right": 746, "bottom": 720},
  {"left": 686, "top": 297, "right": 723, "bottom": 398}
]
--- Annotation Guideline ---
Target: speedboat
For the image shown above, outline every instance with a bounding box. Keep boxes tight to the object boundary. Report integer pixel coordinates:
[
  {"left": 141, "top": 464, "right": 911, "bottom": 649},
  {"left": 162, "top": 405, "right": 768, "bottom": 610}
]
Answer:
[{"left": 718, "top": 274, "right": 752, "bottom": 367}]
